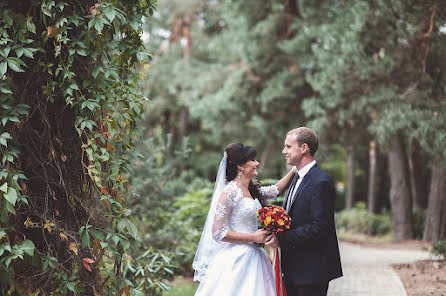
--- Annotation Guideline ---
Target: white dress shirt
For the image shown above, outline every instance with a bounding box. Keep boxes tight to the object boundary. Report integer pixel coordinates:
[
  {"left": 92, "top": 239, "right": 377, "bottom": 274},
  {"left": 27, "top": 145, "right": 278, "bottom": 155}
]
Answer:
[{"left": 287, "top": 160, "right": 317, "bottom": 210}]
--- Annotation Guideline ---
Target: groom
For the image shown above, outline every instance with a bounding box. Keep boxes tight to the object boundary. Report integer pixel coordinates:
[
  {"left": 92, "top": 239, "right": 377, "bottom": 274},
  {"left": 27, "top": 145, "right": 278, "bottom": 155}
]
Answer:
[{"left": 267, "top": 127, "right": 342, "bottom": 296}]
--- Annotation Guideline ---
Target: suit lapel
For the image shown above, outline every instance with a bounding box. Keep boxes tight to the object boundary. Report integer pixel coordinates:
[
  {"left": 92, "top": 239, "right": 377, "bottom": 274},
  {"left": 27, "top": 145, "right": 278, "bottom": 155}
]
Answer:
[
  {"left": 283, "top": 174, "right": 299, "bottom": 208},
  {"left": 288, "top": 165, "right": 319, "bottom": 212}
]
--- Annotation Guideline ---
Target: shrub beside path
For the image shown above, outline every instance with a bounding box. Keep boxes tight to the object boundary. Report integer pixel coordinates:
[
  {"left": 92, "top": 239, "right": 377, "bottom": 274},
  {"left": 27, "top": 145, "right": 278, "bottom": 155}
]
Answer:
[{"left": 328, "top": 241, "right": 430, "bottom": 296}]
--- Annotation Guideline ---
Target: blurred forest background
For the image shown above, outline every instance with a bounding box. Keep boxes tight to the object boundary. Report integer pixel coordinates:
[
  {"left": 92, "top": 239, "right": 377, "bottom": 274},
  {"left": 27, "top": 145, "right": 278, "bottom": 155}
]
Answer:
[{"left": 1, "top": 0, "right": 446, "bottom": 295}]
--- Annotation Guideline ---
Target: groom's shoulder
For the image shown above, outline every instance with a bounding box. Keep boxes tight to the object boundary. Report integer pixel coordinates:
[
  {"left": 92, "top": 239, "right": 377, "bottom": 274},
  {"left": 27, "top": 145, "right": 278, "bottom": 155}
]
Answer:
[{"left": 313, "top": 165, "right": 333, "bottom": 183}]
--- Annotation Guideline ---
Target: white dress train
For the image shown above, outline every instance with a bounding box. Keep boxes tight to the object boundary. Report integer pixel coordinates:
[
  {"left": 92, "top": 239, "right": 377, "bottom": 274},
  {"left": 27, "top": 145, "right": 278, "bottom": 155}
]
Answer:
[{"left": 194, "top": 181, "right": 278, "bottom": 296}]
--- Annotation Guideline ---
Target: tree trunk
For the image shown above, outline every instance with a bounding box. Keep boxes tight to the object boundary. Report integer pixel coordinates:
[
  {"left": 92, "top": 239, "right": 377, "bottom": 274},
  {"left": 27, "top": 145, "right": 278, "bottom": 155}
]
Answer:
[
  {"left": 423, "top": 160, "right": 446, "bottom": 241},
  {"left": 345, "top": 144, "right": 355, "bottom": 209},
  {"left": 408, "top": 138, "right": 428, "bottom": 209},
  {"left": 388, "top": 135, "right": 414, "bottom": 240},
  {"left": 367, "top": 140, "right": 378, "bottom": 213},
  {"left": 283, "top": 0, "right": 300, "bottom": 38}
]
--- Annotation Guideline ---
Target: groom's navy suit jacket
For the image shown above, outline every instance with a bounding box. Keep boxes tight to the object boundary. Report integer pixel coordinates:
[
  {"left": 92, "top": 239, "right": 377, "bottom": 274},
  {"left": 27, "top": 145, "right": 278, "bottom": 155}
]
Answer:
[{"left": 279, "top": 164, "right": 342, "bottom": 286}]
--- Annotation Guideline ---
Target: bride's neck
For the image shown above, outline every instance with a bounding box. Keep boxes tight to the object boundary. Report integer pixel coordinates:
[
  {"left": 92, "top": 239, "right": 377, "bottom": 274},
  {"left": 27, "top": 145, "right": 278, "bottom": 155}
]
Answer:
[{"left": 235, "top": 176, "right": 250, "bottom": 190}]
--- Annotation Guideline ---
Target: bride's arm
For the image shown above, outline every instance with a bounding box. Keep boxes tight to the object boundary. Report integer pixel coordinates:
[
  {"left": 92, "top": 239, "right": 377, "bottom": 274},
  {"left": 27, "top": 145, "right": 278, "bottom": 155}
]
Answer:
[
  {"left": 223, "top": 229, "right": 269, "bottom": 244},
  {"left": 274, "top": 166, "right": 297, "bottom": 196},
  {"left": 212, "top": 186, "right": 269, "bottom": 244}
]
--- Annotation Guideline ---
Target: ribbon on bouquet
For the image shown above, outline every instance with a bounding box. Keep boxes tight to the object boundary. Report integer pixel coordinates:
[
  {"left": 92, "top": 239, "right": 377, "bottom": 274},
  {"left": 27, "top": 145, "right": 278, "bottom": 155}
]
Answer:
[{"left": 270, "top": 247, "right": 287, "bottom": 296}]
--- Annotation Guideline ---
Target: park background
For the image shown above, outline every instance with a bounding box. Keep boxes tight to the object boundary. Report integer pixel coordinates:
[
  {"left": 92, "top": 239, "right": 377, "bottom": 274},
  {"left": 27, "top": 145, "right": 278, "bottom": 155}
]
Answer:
[{"left": 0, "top": 0, "right": 445, "bottom": 295}]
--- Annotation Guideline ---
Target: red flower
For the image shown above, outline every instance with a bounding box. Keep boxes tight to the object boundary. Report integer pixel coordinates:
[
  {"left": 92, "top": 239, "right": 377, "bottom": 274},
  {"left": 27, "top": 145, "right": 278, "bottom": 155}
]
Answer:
[{"left": 257, "top": 205, "right": 291, "bottom": 234}]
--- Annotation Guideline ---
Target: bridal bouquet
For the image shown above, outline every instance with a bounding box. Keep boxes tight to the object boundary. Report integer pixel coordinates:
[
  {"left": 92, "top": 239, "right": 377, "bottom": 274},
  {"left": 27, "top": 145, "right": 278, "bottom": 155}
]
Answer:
[
  {"left": 257, "top": 205, "right": 290, "bottom": 296},
  {"left": 257, "top": 205, "right": 291, "bottom": 234}
]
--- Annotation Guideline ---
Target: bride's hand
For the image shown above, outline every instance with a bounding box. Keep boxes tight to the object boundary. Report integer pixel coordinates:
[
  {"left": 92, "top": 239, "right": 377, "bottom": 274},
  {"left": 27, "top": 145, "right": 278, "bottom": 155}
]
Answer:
[{"left": 251, "top": 229, "right": 269, "bottom": 243}]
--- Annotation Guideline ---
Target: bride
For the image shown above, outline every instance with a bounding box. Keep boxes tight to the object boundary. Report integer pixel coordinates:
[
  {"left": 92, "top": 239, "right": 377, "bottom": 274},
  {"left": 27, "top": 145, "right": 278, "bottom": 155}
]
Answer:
[{"left": 193, "top": 143, "right": 296, "bottom": 296}]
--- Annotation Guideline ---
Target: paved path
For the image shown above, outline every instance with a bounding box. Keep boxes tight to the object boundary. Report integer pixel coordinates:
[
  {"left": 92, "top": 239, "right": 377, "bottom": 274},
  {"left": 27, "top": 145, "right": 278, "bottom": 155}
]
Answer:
[{"left": 328, "top": 242, "right": 430, "bottom": 296}]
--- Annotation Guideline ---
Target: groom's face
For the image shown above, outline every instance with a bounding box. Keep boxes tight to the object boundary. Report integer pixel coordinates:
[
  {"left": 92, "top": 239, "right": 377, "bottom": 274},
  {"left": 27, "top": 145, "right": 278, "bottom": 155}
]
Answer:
[{"left": 282, "top": 134, "right": 303, "bottom": 167}]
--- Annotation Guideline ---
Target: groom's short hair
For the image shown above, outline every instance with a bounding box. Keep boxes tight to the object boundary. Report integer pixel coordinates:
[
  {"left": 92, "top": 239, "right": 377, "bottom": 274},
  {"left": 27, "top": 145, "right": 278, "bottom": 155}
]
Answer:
[{"left": 287, "top": 127, "right": 319, "bottom": 156}]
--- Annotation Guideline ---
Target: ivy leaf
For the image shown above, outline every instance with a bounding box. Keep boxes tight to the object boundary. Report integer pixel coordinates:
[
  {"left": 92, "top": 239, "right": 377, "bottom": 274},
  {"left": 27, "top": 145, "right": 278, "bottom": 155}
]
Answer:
[
  {"left": 0, "top": 85, "right": 12, "bottom": 94},
  {"left": 0, "top": 132, "right": 12, "bottom": 147},
  {"left": 59, "top": 232, "right": 68, "bottom": 241},
  {"left": 7, "top": 58, "right": 25, "bottom": 72},
  {"left": 69, "top": 242, "right": 78, "bottom": 255},
  {"left": 104, "top": 8, "right": 116, "bottom": 22},
  {"left": 81, "top": 230, "right": 90, "bottom": 247},
  {"left": 24, "top": 216, "right": 34, "bottom": 228},
  {"left": 16, "top": 48, "right": 24, "bottom": 58},
  {"left": 4, "top": 187, "right": 18, "bottom": 205},
  {"left": 94, "top": 20, "right": 105, "bottom": 33},
  {"left": 26, "top": 20, "right": 36, "bottom": 34},
  {"left": 67, "top": 282, "right": 75, "bottom": 292},
  {"left": 43, "top": 221, "right": 55, "bottom": 233},
  {"left": 20, "top": 239, "right": 35, "bottom": 257},
  {"left": 0, "top": 182, "right": 7, "bottom": 193},
  {"left": 0, "top": 48, "right": 10, "bottom": 58},
  {"left": 0, "top": 61, "right": 7, "bottom": 77},
  {"left": 125, "top": 219, "right": 138, "bottom": 239},
  {"left": 22, "top": 48, "right": 37, "bottom": 59},
  {"left": 82, "top": 257, "right": 94, "bottom": 272}
]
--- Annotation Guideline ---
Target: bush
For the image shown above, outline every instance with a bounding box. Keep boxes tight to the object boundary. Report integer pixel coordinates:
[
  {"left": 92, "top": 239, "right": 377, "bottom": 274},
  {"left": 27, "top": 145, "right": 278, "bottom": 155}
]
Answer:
[
  {"left": 430, "top": 240, "right": 446, "bottom": 259},
  {"left": 335, "top": 202, "right": 392, "bottom": 236}
]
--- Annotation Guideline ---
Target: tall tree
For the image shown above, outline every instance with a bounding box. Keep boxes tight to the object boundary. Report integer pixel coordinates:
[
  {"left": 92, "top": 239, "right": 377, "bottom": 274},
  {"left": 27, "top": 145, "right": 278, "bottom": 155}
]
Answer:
[
  {"left": 387, "top": 136, "right": 414, "bottom": 240},
  {"left": 367, "top": 140, "right": 379, "bottom": 213}
]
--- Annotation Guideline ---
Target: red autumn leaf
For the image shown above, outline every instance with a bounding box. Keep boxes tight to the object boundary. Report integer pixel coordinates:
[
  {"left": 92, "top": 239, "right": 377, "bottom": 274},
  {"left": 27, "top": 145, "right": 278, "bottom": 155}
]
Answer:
[
  {"left": 83, "top": 257, "right": 95, "bottom": 272},
  {"left": 84, "top": 257, "right": 95, "bottom": 264},
  {"left": 83, "top": 260, "right": 92, "bottom": 272},
  {"left": 101, "top": 186, "right": 108, "bottom": 195}
]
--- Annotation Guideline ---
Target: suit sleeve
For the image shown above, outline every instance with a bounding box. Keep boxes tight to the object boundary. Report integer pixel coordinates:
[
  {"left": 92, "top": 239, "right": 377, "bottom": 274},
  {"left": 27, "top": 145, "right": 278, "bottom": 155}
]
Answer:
[{"left": 280, "top": 180, "right": 335, "bottom": 246}]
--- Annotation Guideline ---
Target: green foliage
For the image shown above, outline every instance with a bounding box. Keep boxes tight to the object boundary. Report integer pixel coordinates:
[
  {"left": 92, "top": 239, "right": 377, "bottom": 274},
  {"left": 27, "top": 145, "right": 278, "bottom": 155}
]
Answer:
[
  {"left": 0, "top": 0, "right": 163, "bottom": 294},
  {"left": 335, "top": 202, "right": 392, "bottom": 236},
  {"left": 164, "top": 277, "right": 198, "bottom": 296},
  {"left": 172, "top": 186, "right": 213, "bottom": 273},
  {"left": 430, "top": 240, "right": 446, "bottom": 259},
  {"left": 128, "top": 131, "right": 211, "bottom": 275},
  {"left": 121, "top": 248, "right": 177, "bottom": 296}
]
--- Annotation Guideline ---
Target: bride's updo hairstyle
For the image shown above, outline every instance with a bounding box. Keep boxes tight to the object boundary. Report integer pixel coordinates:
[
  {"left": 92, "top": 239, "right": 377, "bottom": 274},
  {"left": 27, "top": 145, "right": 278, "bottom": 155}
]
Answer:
[{"left": 225, "top": 143, "right": 266, "bottom": 206}]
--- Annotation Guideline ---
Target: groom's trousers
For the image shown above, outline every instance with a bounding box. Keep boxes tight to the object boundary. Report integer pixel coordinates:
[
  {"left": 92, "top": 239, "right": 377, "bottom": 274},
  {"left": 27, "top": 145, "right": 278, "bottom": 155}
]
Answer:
[{"left": 284, "top": 282, "right": 328, "bottom": 296}]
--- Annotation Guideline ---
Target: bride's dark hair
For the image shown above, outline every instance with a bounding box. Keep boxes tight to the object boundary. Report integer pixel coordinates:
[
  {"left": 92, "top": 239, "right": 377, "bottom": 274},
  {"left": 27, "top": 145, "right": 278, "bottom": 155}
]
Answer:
[{"left": 225, "top": 143, "right": 266, "bottom": 206}]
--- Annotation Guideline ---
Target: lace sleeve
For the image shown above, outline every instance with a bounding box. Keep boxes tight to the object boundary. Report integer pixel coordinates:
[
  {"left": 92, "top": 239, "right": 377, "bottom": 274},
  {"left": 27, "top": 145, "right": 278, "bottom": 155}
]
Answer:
[
  {"left": 259, "top": 185, "right": 279, "bottom": 200},
  {"left": 212, "top": 185, "right": 238, "bottom": 242}
]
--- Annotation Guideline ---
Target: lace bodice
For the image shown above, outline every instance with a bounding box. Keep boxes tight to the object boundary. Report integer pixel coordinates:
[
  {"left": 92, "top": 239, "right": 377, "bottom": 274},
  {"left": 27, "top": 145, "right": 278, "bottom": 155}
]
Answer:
[{"left": 212, "top": 181, "right": 279, "bottom": 242}]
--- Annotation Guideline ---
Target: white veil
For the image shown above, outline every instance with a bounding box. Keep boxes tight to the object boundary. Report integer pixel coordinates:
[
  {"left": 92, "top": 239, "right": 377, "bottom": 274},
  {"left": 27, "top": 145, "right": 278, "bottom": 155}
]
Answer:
[{"left": 192, "top": 152, "right": 228, "bottom": 282}]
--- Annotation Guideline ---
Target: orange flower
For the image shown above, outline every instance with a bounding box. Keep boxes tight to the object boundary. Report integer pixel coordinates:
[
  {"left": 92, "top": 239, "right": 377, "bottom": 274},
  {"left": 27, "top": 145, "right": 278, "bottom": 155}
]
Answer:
[{"left": 264, "top": 216, "right": 272, "bottom": 226}]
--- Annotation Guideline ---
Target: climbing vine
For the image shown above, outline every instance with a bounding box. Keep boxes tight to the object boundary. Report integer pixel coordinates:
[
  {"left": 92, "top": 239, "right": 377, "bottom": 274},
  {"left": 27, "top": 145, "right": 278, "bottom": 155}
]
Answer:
[{"left": 0, "top": 1, "right": 173, "bottom": 295}]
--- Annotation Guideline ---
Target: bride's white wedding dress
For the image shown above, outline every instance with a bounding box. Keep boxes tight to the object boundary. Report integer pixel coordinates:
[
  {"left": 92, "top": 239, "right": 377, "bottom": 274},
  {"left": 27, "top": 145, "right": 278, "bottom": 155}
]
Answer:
[{"left": 194, "top": 181, "right": 278, "bottom": 296}]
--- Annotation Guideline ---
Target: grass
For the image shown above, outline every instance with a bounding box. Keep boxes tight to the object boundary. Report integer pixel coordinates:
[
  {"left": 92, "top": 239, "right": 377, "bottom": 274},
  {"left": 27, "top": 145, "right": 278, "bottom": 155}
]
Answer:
[{"left": 164, "top": 276, "right": 198, "bottom": 296}]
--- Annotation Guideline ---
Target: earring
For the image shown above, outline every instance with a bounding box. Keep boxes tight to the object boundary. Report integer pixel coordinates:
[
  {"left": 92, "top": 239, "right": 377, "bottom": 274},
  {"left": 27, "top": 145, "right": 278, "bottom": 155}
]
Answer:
[{"left": 238, "top": 168, "right": 244, "bottom": 178}]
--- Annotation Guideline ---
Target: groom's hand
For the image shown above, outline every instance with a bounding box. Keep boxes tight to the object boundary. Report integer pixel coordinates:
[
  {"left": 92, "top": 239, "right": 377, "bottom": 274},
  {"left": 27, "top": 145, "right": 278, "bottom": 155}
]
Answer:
[{"left": 265, "top": 233, "right": 279, "bottom": 248}]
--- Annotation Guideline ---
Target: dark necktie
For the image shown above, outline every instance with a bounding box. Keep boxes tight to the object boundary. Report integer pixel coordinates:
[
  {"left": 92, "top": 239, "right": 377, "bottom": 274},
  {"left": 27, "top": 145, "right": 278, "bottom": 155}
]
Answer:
[{"left": 285, "top": 174, "right": 299, "bottom": 213}]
